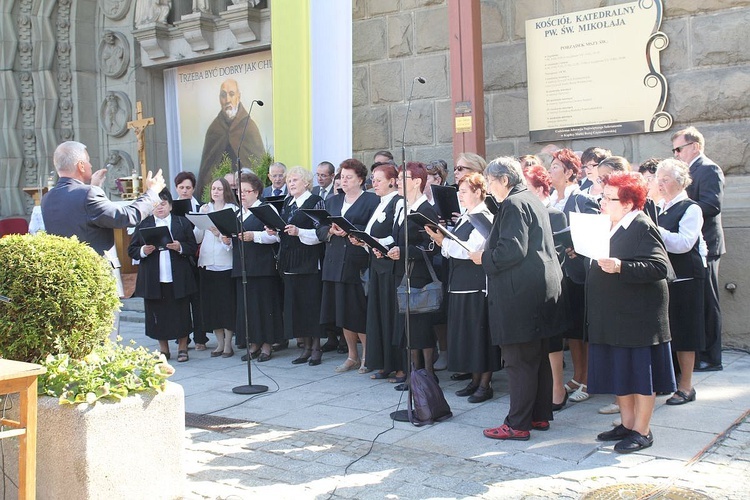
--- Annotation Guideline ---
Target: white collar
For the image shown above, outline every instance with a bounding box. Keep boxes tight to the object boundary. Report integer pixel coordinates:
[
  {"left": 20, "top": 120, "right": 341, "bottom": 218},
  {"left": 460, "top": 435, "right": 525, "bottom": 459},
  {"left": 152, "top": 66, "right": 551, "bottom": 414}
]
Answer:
[
  {"left": 658, "top": 191, "right": 689, "bottom": 212},
  {"left": 610, "top": 210, "right": 641, "bottom": 236},
  {"left": 293, "top": 190, "right": 312, "bottom": 205}
]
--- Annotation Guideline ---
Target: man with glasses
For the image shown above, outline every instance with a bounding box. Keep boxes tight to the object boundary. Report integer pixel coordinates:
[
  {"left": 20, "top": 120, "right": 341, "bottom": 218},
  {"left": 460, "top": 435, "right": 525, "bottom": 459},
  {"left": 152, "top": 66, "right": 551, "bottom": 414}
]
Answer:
[
  {"left": 262, "top": 162, "right": 288, "bottom": 198},
  {"left": 671, "top": 126, "right": 725, "bottom": 372},
  {"left": 312, "top": 161, "right": 336, "bottom": 200}
]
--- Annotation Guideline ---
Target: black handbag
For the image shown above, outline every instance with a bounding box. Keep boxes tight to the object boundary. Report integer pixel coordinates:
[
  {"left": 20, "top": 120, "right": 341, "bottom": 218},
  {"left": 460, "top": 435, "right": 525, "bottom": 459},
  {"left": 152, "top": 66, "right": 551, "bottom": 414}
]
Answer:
[{"left": 396, "top": 249, "right": 443, "bottom": 314}]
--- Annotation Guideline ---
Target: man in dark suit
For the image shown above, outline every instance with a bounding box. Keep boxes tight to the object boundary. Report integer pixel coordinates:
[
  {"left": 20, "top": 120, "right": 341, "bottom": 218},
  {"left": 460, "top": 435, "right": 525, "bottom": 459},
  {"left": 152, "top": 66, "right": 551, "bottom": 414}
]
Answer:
[
  {"left": 42, "top": 141, "right": 166, "bottom": 335},
  {"left": 262, "top": 162, "right": 287, "bottom": 198},
  {"left": 671, "top": 126, "right": 725, "bottom": 371},
  {"left": 312, "top": 161, "right": 336, "bottom": 200}
]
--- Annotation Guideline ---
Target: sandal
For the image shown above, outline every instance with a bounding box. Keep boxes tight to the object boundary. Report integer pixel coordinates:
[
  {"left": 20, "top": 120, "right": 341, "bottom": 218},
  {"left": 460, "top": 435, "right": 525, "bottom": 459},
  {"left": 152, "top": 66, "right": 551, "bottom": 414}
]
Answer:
[
  {"left": 194, "top": 343, "right": 207, "bottom": 351},
  {"left": 388, "top": 374, "right": 407, "bottom": 384},
  {"left": 569, "top": 384, "right": 590, "bottom": 402},
  {"left": 177, "top": 350, "right": 189, "bottom": 363},
  {"left": 358, "top": 362, "right": 372, "bottom": 374},
  {"left": 370, "top": 371, "right": 393, "bottom": 380},
  {"left": 564, "top": 379, "right": 582, "bottom": 393},
  {"left": 335, "top": 357, "right": 360, "bottom": 373},
  {"left": 160, "top": 351, "right": 171, "bottom": 360}
]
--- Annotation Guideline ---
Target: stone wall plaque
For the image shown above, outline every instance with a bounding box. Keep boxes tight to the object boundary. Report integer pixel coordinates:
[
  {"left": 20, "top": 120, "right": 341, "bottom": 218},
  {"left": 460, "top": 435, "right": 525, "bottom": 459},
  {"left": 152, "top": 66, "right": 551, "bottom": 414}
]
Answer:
[
  {"left": 99, "top": 0, "right": 133, "bottom": 21},
  {"left": 525, "top": 0, "right": 672, "bottom": 142}
]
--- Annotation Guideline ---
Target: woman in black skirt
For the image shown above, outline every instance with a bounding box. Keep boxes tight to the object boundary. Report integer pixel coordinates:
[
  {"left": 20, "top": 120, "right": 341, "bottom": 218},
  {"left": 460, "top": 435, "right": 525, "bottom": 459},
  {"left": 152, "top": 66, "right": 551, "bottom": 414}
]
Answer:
[
  {"left": 271, "top": 166, "right": 326, "bottom": 365},
  {"left": 387, "top": 162, "right": 440, "bottom": 390},
  {"left": 426, "top": 172, "right": 501, "bottom": 403},
  {"left": 195, "top": 177, "right": 239, "bottom": 358},
  {"left": 656, "top": 158, "right": 707, "bottom": 405},
  {"left": 128, "top": 189, "right": 198, "bottom": 362},
  {"left": 350, "top": 163, "right": 401, "bottom": 379},
  {"left": 222, "top": 172, "right": 284, "bottom": 362},
  {"left": 317, "top": 159, "right": 379, "bottom": 373},
  {"left": 587, "top": 171, "right": 676, "bottom": 453}
]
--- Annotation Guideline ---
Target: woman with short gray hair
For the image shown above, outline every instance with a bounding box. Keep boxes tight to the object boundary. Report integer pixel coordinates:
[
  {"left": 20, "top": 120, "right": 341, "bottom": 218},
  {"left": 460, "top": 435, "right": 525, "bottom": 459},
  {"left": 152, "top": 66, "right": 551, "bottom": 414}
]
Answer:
[
  {"left": 656, "top": 158, "right": 707, "bottom": 406},
  {"left": 470, "top": 156, "right": 563, "bottom": 441}
]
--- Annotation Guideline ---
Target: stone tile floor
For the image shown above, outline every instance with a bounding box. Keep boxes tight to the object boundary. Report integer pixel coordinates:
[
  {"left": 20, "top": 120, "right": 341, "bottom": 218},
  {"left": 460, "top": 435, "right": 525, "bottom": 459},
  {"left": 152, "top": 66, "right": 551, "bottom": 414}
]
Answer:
[{"left": 119, "top": 299, "right": 750, "bottom": 499}]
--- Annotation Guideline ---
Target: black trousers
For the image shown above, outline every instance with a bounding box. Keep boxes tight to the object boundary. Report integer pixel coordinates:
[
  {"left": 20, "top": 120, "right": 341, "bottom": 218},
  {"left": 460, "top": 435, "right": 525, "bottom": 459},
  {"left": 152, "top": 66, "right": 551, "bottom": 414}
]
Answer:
[
  {"left": 502, "top": 338, "right": 553, "bottom": 431},
  {"left": 698, "top": 256, "right": 722, "bottom": 366}
]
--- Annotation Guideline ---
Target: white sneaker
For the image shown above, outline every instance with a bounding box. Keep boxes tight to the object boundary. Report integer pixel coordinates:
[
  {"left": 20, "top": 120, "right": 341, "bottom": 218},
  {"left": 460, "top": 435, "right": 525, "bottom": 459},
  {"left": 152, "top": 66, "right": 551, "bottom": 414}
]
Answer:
[
  {"left": 598, "top": 403, "right": 620, "bottom": 414},
  {"left": 434, "top": 351, "right": 448, "bottom": 371}
]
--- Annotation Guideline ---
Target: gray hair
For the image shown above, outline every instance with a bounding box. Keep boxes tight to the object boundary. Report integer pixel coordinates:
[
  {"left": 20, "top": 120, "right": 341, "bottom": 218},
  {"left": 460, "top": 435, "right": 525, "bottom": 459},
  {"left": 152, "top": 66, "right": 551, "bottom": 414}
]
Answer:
[
  {"left": 485, "top": 156, "right": 525, "bottom": 188},
  {"left": 286, "top": 166, "right": 313, "bottom": 190},
  {"left": 53, "top": 141, "right": 88, "bottom": 174},
  {"left": 269, "top": 161, "right": 287, "bottom": 173},
  {"left": 656, "top": 158, "right": 692, "bottom": 189}
]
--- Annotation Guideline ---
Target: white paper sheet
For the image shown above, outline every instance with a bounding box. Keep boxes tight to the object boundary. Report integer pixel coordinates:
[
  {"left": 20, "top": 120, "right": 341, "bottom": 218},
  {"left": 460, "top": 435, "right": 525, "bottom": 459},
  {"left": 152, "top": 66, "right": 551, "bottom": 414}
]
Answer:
[{"left": 569, "top": 212, "right": 610, "bottom": 259}]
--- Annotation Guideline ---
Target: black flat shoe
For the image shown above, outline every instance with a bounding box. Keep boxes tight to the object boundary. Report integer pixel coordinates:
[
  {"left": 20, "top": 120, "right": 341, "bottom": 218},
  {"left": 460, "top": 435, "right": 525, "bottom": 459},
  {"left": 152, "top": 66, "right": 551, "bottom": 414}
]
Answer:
[
  {"left": 292, "top": 354, "right": 311, "bottom": 365},
  {"left": 272, "top": 341, "right": 289, "bottom": 352},
  {"left": 665, "top": 388, "right": 696, "bottom": 405},
  {"left": 450, "top": 372, "right": 472, "bottom": 381},
  {"left": 614, "top": 431, "right": 653, "bottom": 453},
  {"left": 468, "top": 386, "right": 493, "bottom": 403},
  {"left": 456, "top": 382, "right": 478, "bottom": 397},
  {"left": 308, "top": 358, "right": 321, "bottom": 366},
  {"left": 394, "top": 382, "right": 409, "bottom": 391},
  {"left": 258, "top": 352, "right": 272, "bottom": 362},
  {"left": 551, "top": 391, "right": 569, "bottom": 412},
  {"left": 336, "top": 344, "right": 348, "bottom": 354},
  {"left": 597, "top": 424, "right": 633, "bottom": 442},
  {"left": 694, "top": 361, "right": 723, "bottom": 372}
]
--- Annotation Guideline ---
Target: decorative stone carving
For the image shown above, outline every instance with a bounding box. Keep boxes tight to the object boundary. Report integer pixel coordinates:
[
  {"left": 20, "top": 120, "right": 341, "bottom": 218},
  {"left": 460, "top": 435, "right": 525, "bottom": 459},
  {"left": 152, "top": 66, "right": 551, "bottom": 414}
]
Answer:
[
  {"left": 104, "top": 149, "right": 135, "bottom": 198},
  {"left": 100, "top": 91, "right": 132, "bottom": 137},
  {"left": 221, "top": 1, "right": 259, "bottom": 44},
  {"left": 178, "top": 13, "right": 216, "bottom": 52},
  {"left": 231, "top": 0, "right": 262, "bottom": 5},
  {"left": 57, "top": 0, "right": 74, "bottom": 141},
  {"left": 192, "top": 0, "right": 209, "bottom": 13},
  {"left": 134, "top": 0, "right": 172, "bottom": 28},
  {"left": 99, "top": 0, "right": 133, "bottom": 21},
  {"left": 99, "top": 31, "right": 130, "bottom": 78}
]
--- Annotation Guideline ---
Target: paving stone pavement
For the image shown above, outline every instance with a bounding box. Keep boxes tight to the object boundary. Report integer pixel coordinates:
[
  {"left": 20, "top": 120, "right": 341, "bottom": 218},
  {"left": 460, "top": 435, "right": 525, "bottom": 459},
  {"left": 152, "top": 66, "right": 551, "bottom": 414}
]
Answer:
[{"left": 118, "top": 299, "right": 750, "bottom": 499}]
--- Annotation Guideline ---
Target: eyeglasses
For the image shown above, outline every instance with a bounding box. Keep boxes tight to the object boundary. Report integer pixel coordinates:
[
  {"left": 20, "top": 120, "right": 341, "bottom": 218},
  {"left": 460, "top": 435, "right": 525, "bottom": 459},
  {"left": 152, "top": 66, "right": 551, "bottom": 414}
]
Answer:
[
  {"left": 454, "top": 165, "right": 470, "bottom": 172},
  {"left": 672, "top": 142, "right": 695, "bottom": 154},
  {"left": 601, "top": 195, "right": 620, "bottom": 202},
  {"left": 583, "top": 163, "right": 599, "bottom": 170}
]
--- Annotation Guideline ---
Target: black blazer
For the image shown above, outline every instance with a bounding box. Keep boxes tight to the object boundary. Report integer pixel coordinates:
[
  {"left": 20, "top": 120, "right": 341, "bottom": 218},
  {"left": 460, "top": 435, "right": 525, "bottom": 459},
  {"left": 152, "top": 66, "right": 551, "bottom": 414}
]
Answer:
[
  {"left": 278, "top": 194, "right": 325, "bottom": 274},
  {"left": 317, "top": 191, "right": 380, "bottom": 283},
  {"left": 481, "top": 185, "right": 563, "bottom": 345},
  {"left": 128, "top": 215, "right": 198, "bottom": 300},
  {"left": 686, "top": 155, "right": 725, "bottom": 257},
  {"left": 585, "top": 212, "right": 671, "bottom": 348},
  {"left": 230, "top": 211, "right": 279, "bottom": 278},
  {"left": 392, "top": 198, "right": 439, "bottom": 287},
  {"left": 366, "top": 194, "right": 401, "bottom": 275}
]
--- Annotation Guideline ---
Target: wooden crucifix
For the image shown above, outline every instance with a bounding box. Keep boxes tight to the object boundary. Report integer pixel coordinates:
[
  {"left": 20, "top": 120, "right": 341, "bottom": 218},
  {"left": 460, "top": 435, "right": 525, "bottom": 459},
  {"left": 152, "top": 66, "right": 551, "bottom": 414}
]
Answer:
[{"left": 127, "top": 101, "right": 154, "bottom": 194}]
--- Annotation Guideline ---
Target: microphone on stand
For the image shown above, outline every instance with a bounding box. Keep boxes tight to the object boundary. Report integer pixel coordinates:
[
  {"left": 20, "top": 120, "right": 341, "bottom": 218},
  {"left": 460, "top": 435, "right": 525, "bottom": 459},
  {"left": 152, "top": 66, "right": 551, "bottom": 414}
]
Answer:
[
  {"left": 391, "top": 76, "right": 426, "bottom": 423},
  {"left": 232, "top": 98, "right": 269, "bottom": 396}
]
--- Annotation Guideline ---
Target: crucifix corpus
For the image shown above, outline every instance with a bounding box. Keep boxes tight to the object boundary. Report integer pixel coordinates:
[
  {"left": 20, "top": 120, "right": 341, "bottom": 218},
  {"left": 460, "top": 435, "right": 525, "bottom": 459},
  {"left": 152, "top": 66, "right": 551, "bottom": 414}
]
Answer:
[{"left": 127, "top": 101, "right": 154, "bottom": 194}]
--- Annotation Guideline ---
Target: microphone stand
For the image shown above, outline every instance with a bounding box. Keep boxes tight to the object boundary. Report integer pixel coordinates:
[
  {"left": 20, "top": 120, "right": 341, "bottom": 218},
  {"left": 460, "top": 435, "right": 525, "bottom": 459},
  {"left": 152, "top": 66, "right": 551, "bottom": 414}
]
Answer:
[
  {"left": 391, "top": 77, "right": 424, "bottom": 423},
  {"left": 232, "top": 99, "right": 268, "bottom": 395}
]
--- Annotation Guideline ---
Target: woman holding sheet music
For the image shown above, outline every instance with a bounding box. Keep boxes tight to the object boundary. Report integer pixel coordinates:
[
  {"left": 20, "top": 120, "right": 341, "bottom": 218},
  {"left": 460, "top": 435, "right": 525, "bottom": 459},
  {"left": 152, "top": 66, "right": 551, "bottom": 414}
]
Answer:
[
  {"left": 221, "top": 172, "right": 283, "bottom": 362},
  {"left": 316, "top": 159, "right": 379, "bottom": 373},
  {"left": 195, "top": 177, "right": 239, "bottom": 358},
  {"left": 271, "top": 166, "right": 326, "bottom": 366},
  {"left": 128, "top": 189, "right": 198, "bottom": 362},
  {"left": 425, "top": 172, "right": 501, "bottom": 403},
  {"left": 388, "top": 162, "right": 441, "bottom": 390},
  {"left": 351, "top": 163, "right": 402, "bottom": 381}
]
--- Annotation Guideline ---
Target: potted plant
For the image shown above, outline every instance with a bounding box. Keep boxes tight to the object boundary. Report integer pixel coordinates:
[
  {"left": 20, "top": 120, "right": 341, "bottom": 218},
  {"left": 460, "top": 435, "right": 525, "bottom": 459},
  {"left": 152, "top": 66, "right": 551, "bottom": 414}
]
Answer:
[{"left": 0, "top": 233, "right": 185, "bottom": 499}]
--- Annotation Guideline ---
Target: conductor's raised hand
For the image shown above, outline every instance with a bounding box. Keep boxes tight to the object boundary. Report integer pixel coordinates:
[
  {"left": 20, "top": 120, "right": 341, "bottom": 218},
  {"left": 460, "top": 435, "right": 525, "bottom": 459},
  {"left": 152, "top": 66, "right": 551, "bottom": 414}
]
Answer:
[
  {"left": 144, "top": 168, "right": 166, "bottom": 194},
  {"left": 91, "top": 168, "right": 107, "bottom": 187}
]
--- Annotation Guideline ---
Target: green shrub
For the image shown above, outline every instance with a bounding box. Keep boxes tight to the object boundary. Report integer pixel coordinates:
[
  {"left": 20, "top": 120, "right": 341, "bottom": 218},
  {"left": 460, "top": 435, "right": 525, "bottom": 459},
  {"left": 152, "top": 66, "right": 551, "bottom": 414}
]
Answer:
[
  {"left": 200, "top": 150, "right": 276, "bottom": 202},
  {"left": 39, "top": 338, "right": 175, "bottom": 405},
  {"left": 249, "top": 150, "right": 275, "bottom": 187},
  {"left": 0, "top": 233, "right": 120, "bottom": 363},
  {"left": 201, "top": 152, "right": 234, "bottom": 203}
]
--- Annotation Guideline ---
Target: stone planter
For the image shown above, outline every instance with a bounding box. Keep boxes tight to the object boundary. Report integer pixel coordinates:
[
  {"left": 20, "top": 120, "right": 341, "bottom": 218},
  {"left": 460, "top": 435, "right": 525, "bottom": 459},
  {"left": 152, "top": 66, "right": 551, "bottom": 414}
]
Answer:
[{"left": 6, "top": 381, "right": 185, "bottom": 499}]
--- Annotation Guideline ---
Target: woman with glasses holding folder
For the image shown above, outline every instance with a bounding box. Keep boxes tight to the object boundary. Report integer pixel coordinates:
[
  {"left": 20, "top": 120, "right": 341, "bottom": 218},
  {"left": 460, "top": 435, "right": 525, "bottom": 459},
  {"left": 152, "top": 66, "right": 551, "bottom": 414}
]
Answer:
[
  {"left": 221, "top": 172, "right": 283, "bottom": 362},
  {"left": 425, "top": 172, "right": 500, "bottom": 403},
  {"left": 128, "top": 189, "right": 198, "bottom": 363}
]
